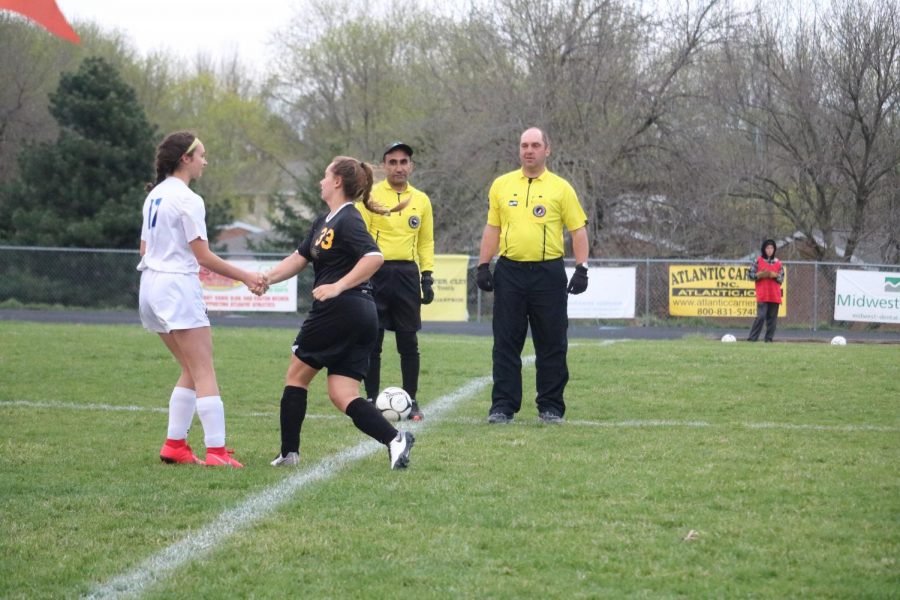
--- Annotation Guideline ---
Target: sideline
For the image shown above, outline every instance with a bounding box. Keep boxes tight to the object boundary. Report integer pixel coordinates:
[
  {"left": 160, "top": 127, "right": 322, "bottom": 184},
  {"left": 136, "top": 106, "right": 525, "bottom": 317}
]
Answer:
[
  {"left": 5, "top": 398, "right": 895, "bottom": 434},
  {"left": 3, "top": 308, "right": 898, "bottom": 342}
]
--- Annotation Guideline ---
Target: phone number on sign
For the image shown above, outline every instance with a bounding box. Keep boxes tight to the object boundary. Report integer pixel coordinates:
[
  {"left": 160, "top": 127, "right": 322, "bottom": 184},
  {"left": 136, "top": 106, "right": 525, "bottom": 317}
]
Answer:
[{"left": 695, "top": 307, "right": 756, "bottom": 317}]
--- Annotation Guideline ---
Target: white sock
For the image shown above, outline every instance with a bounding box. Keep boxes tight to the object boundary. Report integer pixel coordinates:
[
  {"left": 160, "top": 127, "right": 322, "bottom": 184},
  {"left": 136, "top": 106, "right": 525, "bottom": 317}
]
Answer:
[
  {"left": 166, "top": 386, "right": 196, "bottom": 440},
  {"left": 196, "top": 395, "right": 226, "bottom": 447}
]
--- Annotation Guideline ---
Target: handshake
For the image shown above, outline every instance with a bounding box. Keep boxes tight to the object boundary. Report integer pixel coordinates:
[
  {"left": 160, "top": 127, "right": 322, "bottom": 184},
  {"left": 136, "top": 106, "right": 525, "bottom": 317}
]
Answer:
[{"left": 247, "top": 271, "right": 270, "bottom": 296}]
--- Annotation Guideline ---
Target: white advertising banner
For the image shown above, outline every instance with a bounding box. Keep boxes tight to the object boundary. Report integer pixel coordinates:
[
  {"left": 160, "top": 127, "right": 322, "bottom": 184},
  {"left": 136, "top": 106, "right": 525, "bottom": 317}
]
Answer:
[
  {"left": 834, "top": 270, "right": 900, "bottom": 324},
  {"left": 200, "top": 260, "right": 297, "bottom": 312},
  {"left": 566, "top": 267, "right": 636, "bottom": 319}
]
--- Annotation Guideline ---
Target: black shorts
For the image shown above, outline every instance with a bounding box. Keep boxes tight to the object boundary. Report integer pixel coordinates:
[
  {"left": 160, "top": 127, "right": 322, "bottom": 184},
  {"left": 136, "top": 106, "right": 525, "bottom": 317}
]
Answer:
[
  {"left": 371, "top": 261, "right": 421, "bottom": 332},
  {"left": 293, "top": 291, "right": 378, "bottom": 380}
]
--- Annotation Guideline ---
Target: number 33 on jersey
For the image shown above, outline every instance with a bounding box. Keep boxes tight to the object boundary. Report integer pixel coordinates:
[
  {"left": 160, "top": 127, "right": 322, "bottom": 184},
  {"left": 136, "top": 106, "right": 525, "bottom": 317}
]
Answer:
[
  {"left": 315, "top": 227, "right": 335, "bottom": 250},
  {"left": 310, "top": 226, "right": 334, "bottom": 259}
]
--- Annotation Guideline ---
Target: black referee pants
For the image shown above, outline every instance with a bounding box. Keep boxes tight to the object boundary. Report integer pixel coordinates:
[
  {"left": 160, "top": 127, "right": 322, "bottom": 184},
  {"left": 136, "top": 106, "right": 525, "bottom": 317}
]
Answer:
[{"left": 490, "top": 257, "right": 569, "bottom": 417}]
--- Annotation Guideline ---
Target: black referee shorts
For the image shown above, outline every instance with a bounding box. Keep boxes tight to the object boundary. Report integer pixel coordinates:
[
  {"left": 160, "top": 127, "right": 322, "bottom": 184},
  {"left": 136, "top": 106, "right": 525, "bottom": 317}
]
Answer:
[
  {"left": 292, "top": 291, "right": 378, "bottom": 380},
  {"left": 371, "top": 260, "right": 421, "bottom": 332}
]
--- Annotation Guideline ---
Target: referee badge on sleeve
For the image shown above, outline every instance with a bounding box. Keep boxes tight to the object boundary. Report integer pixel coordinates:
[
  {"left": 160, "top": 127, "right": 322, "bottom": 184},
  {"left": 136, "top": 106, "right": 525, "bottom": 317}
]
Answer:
[
  {"left": 408, "top": 215, "right": 421, "bottom": 229},
  {"left": 533, "top": 205, "right": 547, "bottom": 217}
]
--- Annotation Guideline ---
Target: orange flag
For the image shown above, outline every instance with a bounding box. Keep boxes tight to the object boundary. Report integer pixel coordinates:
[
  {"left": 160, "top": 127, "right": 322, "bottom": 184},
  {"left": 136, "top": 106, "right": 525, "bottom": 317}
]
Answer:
[{"left": 0, "top": 0, "right": 80, "bottom": 43}]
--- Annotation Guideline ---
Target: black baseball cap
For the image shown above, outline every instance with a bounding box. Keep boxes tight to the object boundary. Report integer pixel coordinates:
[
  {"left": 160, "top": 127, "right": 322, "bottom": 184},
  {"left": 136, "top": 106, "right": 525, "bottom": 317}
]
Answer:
[{"left": 382, "top": 141, "right": 413, "bottom": 159}]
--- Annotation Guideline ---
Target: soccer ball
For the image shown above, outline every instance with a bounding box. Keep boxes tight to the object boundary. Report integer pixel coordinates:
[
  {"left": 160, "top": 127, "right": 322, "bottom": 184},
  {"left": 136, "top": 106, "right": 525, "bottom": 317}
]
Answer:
[
  {"left": 830, "top": 335, "right": 847, "bottom": 346},
  {"left": 375, "top": 387, "right": 413, "bottom": 421},
  {"left": 721, "top": 334, "right": 737, "bottom": 343}
]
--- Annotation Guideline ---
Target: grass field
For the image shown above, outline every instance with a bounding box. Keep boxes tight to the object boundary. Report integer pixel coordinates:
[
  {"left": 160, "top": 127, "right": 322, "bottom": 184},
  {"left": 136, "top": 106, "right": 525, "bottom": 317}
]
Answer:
[{"left": 0, "top": 321, "right": 898, "bottom": 599}]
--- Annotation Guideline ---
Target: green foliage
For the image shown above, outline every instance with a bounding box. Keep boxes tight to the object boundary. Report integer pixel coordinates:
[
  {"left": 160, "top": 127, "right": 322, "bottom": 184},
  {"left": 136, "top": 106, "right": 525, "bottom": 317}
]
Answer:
[
  {"left": 248, "top": 154, "right": 336, "bottom": 253},
  {"left": 273, "top": 9, "right": 515, "bottom": 253},
  {"left": 0, "top": 15, "right": 72, "bottom": 183},
  {"left": 0, "top": 323, "right": 898, "bottom": 597},
  {"left": 0, "top": 20, "right": 297, "bottom": 243},
  {"left": 145, "top": 69, "right": 298, "bottom": 218},
  {"left": 0, "top": 57, "right": 155, "bottom": 248}
]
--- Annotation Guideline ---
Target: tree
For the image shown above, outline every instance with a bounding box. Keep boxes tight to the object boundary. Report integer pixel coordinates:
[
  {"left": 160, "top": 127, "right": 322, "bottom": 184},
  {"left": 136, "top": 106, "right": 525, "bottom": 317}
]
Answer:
[
  {"left": 0, "top": 56, "right": 156, "bottom": 248},
  {"left": 0, "top": 14, "right": 70, "bottom": 183},
  {"left": 247, "top": 157, "right": 334, "bottom": 253},
  {"left": 271, "top": 0, "right": 732, "bottom": 256},
  {"left": 0, "top": 18, "right": 147, "bottom": 186},
  {"left": 269, "top": 0, "right": 896, "bottom": 261},
  {"left": 711, "top": 1, "right": 900, "bottom": 261}
]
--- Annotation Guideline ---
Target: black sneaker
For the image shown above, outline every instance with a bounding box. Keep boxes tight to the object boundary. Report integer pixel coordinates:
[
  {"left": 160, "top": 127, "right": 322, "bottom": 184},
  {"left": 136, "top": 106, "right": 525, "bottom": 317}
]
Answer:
[
  {"left": 487, "top": 412, "right": 512, "bottom": 424},
  {"left": 538, "top": 411, "right": 564, "bottom": 424},
  {"left": 408, "top": 399, "right": 424, "bottom": 421}
]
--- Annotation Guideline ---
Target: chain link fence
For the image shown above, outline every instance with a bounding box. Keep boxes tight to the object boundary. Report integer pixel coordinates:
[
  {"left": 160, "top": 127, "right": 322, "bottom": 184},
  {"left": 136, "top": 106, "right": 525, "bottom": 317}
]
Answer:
[{"left": 1, "top": 246, "right": 898, "bottom": 331}]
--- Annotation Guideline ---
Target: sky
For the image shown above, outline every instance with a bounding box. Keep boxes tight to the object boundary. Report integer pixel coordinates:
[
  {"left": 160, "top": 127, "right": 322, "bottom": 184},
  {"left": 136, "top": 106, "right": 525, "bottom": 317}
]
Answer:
[
  {"left": 56, "top": 0, "right": 298, "bottom": 75},
  {"left": 46, "top": 0, "right": 828, "bottom": 76}
]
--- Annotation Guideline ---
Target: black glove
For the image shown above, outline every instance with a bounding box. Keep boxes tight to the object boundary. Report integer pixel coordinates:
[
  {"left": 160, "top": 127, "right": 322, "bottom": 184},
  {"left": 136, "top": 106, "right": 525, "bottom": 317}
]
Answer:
[
  {"left": 567, "top": 264, "right": 588, "bottom": 294},
  {"left": 476, "top": 263, "right": 493, "bottom": 292},
  {"left": 421, "top": 271, "right": 434, "bottom": 305}
]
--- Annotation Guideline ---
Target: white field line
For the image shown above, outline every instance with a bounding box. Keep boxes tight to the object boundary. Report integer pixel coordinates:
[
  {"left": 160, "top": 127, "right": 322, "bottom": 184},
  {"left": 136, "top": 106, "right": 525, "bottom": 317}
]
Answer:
[
  {"left": 82, "top": 362, "right": 515, "bottom": 600},
  {"left": 438, "top": 416, "right": 900, "bottom": 433},
  {"left": 1, "top": 400, "right": 167, "bottom": 413},
  {"left": 5, "top": 394, "right": 897, "bottom": 436},
  {"left": 0, "top": 400, "right": 339, "bottom": 420},
  {"left": 5, "top": 405, "right": 897, "bottom": 436},
  {"left": 569, "top": 340, "right": 627, "bottom": 347},
  {"left": 85, "top": 443, "right": 377, "bottom": 600}
]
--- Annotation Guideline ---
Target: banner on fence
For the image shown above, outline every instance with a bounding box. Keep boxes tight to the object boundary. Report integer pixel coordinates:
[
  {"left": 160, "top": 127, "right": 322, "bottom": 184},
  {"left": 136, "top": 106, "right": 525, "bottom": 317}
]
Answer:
[
  {"left": 565, "top": 267, "right": 636, "bottom": 318},
  {"left": 668, "top": 264, "right": 787, "bottom": 317},
  {"left": 200, "top": 260, "right": 297, "bottom": 312},
  {"left": 422, "top": 254, "right": 469, "bottom": 322},
  {"left": 834, "top": 270, "right": 900, "bottom": 324}
]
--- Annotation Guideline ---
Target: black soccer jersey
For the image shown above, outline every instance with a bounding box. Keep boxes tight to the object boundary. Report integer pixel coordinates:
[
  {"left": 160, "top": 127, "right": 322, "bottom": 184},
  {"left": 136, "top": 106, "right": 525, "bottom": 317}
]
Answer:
[{"left": 298, "top": 202, "right": 381, "bottom": 292}]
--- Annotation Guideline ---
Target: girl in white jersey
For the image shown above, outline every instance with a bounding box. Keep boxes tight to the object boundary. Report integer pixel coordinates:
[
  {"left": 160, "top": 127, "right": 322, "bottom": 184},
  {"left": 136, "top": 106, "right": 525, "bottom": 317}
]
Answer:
[{"left": 138, "top": 131, "right": 265, "bottom": 468}]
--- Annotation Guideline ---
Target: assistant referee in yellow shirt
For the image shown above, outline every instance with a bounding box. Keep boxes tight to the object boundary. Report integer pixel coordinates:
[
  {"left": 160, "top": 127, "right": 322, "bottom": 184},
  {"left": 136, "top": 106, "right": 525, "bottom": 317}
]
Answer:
[
  {"left": 356, "top": 142, "right": 434, "bottom": 420},
  {"left": 476, "top": 127, "right": 589, "bottom": 424}
]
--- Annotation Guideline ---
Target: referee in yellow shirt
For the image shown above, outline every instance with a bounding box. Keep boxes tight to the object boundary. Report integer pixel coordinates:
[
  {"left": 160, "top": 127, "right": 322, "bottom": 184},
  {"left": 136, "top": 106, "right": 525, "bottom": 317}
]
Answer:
[
  {"left": 476, "top": 127, "right": 590, "bottom": 424},
  {"left": 356, "top": 142, "right": 434, "bottom": 420}
]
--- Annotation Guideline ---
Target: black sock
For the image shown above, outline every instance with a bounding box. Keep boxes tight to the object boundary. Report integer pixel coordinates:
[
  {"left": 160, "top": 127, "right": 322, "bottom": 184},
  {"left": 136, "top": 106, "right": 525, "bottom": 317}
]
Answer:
[
  {"left": 364, "top": 329, "right": 385, "bottom": 400},
  {"left": 280, "top": 386, "right": 308, "bottom": 456},
  {"left": 345, "top": 397, "right": 397, "bottom": 445},
  {"left": 364, "top": 354, "right": 381, "bottom": 400},
  {"left": 397, "top": 331, "right": 419, "bottom": 399}
]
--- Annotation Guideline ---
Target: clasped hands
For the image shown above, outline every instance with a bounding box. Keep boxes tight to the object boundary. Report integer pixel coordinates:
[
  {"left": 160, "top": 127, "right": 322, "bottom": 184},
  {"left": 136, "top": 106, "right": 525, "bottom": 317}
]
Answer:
[
  {"left": 247, "top": 271, "right": 270, "bottom": 296},
  {"left": 247, "top": 271, "right": 343, "bottom": 301}
]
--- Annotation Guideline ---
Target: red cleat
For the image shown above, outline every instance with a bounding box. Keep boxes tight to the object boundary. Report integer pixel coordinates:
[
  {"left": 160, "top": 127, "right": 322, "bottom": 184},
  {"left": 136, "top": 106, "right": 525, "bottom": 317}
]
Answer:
[
  {"left": 205, "top": 447, "right": 244, "bottom": 468},
  {"left": 160, "top": 441, "right": 202, "bottom": 465},
  {"left": 408, "top": 399, "right": 424, "bottom": 421}
]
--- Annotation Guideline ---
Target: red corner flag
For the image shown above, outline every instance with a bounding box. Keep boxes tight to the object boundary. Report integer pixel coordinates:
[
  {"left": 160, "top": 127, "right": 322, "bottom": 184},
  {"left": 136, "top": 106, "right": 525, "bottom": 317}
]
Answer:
[{"left": 0, "top": 0, "right": 80, "bottom": 43}]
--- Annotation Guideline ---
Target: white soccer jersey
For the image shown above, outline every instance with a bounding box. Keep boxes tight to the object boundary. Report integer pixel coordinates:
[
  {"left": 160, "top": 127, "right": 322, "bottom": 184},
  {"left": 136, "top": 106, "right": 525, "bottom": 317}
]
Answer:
[{"left": 137, "top": 177, "right": 208, "bottom": 274}]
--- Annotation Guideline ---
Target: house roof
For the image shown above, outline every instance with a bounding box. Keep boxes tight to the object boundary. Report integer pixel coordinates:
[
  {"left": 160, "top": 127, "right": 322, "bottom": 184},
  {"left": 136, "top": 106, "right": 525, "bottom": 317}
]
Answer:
[{"left": 738, "top": 231, "right": 886, "bottom": 264}]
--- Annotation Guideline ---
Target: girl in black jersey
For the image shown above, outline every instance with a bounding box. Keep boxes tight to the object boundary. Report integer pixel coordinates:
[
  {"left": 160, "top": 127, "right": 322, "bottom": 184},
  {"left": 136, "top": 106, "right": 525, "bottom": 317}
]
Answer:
[{"left": 263, "top": 156, "right": 415, "bottom": 470}]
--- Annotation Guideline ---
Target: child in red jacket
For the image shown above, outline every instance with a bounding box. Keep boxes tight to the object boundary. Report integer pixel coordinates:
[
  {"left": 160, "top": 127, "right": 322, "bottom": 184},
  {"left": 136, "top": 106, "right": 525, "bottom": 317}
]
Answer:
[{"left": 747, "top": 239, "right": 785, "bottom": 342}]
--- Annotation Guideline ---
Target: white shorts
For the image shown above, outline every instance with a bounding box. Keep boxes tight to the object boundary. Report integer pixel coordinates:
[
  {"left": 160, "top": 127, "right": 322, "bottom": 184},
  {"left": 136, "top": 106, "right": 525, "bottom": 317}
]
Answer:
[{"left": 139, "top": 270, "right": 210, "bottom": 333}]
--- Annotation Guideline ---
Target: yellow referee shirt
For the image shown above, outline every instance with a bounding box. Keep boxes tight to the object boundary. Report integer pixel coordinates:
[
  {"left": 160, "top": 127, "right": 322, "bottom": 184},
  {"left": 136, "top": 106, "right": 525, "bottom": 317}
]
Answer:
[
  {"left": 356, "top": 179, "right": 435, "bottom": 272},
  {"left": 487, "top": 168, "right": 587, "bottom": 262}
]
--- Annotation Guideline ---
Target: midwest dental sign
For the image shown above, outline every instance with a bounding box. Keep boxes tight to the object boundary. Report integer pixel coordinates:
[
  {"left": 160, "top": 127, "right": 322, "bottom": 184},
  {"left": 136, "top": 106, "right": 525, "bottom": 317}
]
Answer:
[{"left": 834, "top": 270, "right": 900, "bottom": 324}]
